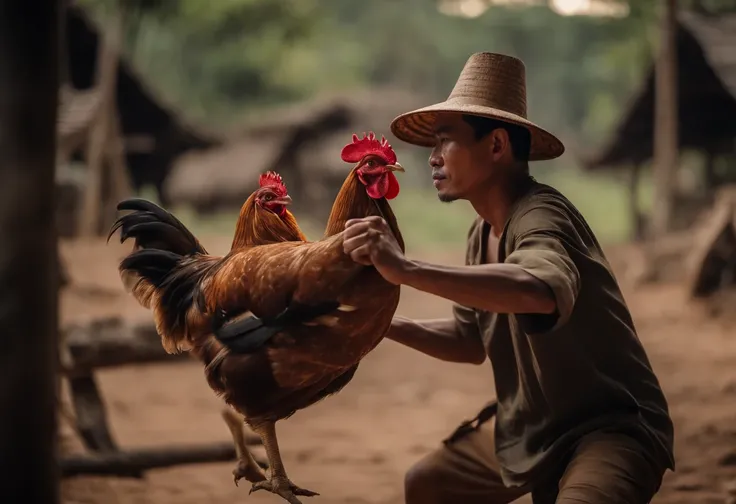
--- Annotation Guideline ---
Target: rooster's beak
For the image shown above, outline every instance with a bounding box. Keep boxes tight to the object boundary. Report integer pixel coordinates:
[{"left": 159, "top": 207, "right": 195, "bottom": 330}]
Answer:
[
  {"left": 274, "top": 195, "right": 293, "bottom": 206},
  {"left": 385, "top": 162, "right": 405, "bottom": 173}
]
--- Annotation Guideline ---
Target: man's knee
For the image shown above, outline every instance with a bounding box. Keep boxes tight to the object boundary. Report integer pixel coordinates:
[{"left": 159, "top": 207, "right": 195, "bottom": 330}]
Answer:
[
  {"left": 555, "top": 432, "right": 664, "bottom": 504},
  {"left": 404, "top": 454, "right": 444, "bottom": 504}
]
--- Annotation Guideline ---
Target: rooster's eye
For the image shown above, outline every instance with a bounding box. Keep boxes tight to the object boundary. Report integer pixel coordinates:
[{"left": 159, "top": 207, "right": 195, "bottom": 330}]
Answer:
[
  {"left": 366, "top": 160, "right": 376, "bottom": 168},
  {"left": 264, "top": 194, "right": 273, "bottom": 201}
]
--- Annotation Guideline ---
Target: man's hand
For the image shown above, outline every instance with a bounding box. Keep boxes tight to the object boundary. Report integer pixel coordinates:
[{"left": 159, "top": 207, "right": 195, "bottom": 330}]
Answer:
[{"left": 343, "top": 216, "right": 410, "bottom": 285}]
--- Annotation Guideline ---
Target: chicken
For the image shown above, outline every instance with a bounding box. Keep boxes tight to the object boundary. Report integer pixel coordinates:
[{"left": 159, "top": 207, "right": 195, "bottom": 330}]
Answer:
[
  {"left": 230, "top": 171, "right": 306, "bottom": 249},
  {"left": 108, "top": 170, "right": 305, "bottom": 484},
  {"left": 108, "top": 171, "right": 304, "bottom": 257},
  {"left": 111, "top": 132, "right": 405, "bottom": 504}
]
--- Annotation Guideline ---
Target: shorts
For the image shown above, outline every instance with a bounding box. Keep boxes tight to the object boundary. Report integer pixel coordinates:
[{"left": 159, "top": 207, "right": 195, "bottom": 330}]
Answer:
[{"left": 404, "top": 402, "right": 665, "bottom": 504}]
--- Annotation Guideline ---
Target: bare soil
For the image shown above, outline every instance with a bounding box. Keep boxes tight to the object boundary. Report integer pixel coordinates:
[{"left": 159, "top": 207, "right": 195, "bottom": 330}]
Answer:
[{"left": 59, "top": 237, "right": 736, "bottom": 504}]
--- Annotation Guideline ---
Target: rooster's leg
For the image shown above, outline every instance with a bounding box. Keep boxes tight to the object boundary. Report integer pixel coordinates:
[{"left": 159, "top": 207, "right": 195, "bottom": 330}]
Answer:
[
  {"left": 220, "top": 408, "right": 267, "bottom": 485},
  {"left": 250, "top": 420, "right": 319, "bottom": 504}
]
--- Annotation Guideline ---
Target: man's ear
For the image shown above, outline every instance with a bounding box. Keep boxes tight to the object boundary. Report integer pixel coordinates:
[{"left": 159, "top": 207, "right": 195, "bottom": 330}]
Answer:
[{"left": 488, "top": 128, "right": 510, "bottom": 162}]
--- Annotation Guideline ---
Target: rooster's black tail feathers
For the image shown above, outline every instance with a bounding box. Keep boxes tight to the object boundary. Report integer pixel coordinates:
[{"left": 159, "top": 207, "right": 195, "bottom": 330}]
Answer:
[{"left": 108, "top": 198, "right": 207, "bottom": 256}]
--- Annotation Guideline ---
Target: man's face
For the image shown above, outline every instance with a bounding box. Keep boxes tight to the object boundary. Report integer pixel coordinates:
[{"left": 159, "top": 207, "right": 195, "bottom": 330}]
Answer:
[{"left": 428, "top": 113, "right": 497, "bottom": 203}]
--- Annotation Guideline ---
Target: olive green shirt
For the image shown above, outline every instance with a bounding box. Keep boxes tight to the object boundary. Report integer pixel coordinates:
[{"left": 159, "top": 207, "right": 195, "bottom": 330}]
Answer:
[{"left": 454, "top": 182, "right": 675, "bottom": 489}]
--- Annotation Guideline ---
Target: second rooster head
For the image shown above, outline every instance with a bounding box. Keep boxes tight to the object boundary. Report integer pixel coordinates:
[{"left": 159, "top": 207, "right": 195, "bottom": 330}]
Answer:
[
  {"left": 256, "top": 171, "right": 292, "bottom": 217},
  {"left": 341, "top": 132, "right": 405, "bottom": 200}
]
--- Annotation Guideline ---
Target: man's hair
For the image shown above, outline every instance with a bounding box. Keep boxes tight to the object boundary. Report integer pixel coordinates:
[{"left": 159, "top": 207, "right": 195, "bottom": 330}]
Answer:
[{"left": 462, "top": 114, "right": 531, "bottom": 162}]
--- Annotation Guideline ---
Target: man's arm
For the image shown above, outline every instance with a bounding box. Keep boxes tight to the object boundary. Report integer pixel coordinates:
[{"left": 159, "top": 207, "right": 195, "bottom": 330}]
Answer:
[
  {"left": 385, "top": 316, "right": 486, "bottom": 365},
  {"left": 344, "top": 206, "right": 581, "bottom": 330},
  {"left": 398, "top": 261, "right": 556, "bottom": 315}
]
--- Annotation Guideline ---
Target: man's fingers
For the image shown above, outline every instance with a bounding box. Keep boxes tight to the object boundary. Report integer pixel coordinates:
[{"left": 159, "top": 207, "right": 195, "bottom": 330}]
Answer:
[
  {"left": 345, "top": 215, "right": 387, "bottom": 229},
  {"left": 342, "top": 233, "right": 371, "bottom": 254},
  {"left": 348, "top": 244, "right": 373, "bottom": 265},
  {"left": 344, "top": 229, "right": 383, "bottom": 250},
  {"left": 343, "top": 222, "right": 371, "bottom": 239},
  {"left": 345, "top": 217, "right": 378, "bottom": 227}
]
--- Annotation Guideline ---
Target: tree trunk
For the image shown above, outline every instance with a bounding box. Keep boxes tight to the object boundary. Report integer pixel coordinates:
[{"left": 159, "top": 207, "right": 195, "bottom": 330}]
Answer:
[
  {"left": 651, "top": 0, "right": 679, "bottom": 236},
  {"left": 0, "top": 2, "right": 60, "bottom": 503}
]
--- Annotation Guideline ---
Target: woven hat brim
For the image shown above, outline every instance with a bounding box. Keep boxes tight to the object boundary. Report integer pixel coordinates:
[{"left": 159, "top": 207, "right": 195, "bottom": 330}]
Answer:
[{"left": 389, "top": 102, "right": 565, "bottom": 161}]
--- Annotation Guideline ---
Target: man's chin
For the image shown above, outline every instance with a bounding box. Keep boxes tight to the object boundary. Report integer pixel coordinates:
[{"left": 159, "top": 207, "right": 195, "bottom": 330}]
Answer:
[{"left": 437, "top": 191, "right": 458, "bottom": 203}]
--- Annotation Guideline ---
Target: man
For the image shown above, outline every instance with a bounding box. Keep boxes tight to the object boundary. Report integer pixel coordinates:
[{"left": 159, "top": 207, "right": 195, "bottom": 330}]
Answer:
[{"left": 342, "top": 52, "right": 675, "bottom": 504}]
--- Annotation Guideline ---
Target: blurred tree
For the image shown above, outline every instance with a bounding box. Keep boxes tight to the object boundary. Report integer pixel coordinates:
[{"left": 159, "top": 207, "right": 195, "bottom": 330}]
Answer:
[
  {"left": 0, "top": 1, "right": 60, "bottom": 503},
  {"left": 73, "top": 0, "right": 706, "bottom": 163},
  {"left": 78, "top": 0, "right": 322, "bottom": 121}
]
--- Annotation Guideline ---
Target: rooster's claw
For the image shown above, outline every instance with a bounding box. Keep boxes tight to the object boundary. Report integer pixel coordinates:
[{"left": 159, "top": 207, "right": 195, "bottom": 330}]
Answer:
[
  {"left": 249, "top": 477, "right": 319, "bottom": 504},
  {"left": 232, "top": 462, "right": 266, "bottom": 487}
]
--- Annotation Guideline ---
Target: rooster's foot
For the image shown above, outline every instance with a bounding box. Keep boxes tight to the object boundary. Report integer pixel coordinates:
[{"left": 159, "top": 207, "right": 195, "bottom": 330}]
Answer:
[
  {"left": 232, "top": 460, "right": 266, "bottom": 486},
  {"left": 249, "top": 476, "right": 319, "bottom": 504}
]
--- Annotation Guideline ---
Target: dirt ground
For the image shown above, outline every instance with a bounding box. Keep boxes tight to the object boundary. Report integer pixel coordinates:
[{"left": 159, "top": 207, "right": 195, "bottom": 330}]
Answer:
[{"left": 59, "top": 237, "right": 736, "bottom": 504}]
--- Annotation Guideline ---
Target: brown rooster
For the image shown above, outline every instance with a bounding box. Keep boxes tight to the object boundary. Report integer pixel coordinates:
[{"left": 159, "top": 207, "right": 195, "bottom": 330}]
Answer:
[
  {"left": 108, "top": 171, "right": 304, "bottom": 258},
  {"left": 108, "top": 171, "right": 305, "bottom": 483},
  {"left": 111, "top": 132, "right": 405, "bottom": 504},
  {"left": 230, "top": 171, "right": 306, "bottom": 249}
]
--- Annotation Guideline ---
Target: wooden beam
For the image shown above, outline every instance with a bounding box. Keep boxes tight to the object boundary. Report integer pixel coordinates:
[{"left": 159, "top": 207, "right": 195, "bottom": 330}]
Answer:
[
  {"left": 687, "top": 189, "right": 736, "bottom": 297},
  {"left": 62, "top": 318, "right": 190, "bottom": 374},
  {"left": 68, "top": 373, "right": 121, "bottom": 454},
  {"left": 60, "top": 442, "right": 267, "bottom": 478},
  {"left": 0, "top": 2, "right": 60, "bottom": 503}
]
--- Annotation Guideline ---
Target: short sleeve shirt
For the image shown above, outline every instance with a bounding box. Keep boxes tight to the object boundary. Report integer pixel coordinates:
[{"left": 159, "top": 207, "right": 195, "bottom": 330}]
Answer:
[{"left": 453, "top": 182, "right": 675, "bottom": 489}]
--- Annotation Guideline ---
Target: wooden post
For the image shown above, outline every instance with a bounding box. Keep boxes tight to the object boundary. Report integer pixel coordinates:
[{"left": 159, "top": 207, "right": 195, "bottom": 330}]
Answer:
[
  {"left": 629, "top": 163, "right": 645, "bottom": 241},
  {"left": 651, "top": 0, "right": 679, "bottom": 236},
  {"left": 0, "top": 2, "right": 60, "bottom": 503},
  {"left": 59, "top": 0, "right": 69, "bottom": 87},
  {"left": 704, "top": 151, "right": 718, "bottom": 194},
  {"left": 101, "top": 1, "right": 133, "bottom": 229},
  {"left": 102, "top": 112, "right": 134, "bottom": 229},
  {"left": 78, "top": 5, "right": 123, "bottom": 236}
]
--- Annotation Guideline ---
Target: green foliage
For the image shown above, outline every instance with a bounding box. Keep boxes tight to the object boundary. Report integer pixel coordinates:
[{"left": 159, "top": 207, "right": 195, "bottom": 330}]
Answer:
[
  {"left": 78, "top": 0, "right": 323, "bottom": 122},
  {"left": 78, "top": 0, "right": 702, "bottom": 243},
  {"left": 77, "top": 0, "right": 667, "bottom": 144}
]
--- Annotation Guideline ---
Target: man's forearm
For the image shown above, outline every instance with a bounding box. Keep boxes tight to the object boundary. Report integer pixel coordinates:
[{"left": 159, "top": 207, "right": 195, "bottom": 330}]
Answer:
[
  {"left": 385, "top": 316, "right": 486, "bottom": 364},
  {"left": 399, "top": 261, "right": 555, "bottom": 315}
]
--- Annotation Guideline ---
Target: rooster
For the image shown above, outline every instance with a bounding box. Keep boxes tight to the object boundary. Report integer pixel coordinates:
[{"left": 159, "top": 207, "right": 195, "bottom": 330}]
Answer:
[
  {"left": 108, "top": 171, "right": 305, "bottom": 483},
  {"left": 229, "top": 171, "right": 306, "bottom": 249},
  {"left": 111, "top": 132, "right": 405, "bottom": 504},
  {"left": 108, "top": 171, "right": 304, "bottom": 257}
]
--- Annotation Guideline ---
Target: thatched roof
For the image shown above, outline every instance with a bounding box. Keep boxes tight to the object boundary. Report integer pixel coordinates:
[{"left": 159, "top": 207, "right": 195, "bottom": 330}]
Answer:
[
  {"left": 65, "top": 4, "right": 221, "bottom": 204},
  {"left": 165, "top": 88, "right": 429, "bottom": 216},
  {"left": 685, "top": 13, "right": 736, "bottom": 98},
  {"left": 163, "top": 134, "right": 287, "bottom": 214},
  {"left": 585, "top": 12, "right": 736, "bottom": 170}
]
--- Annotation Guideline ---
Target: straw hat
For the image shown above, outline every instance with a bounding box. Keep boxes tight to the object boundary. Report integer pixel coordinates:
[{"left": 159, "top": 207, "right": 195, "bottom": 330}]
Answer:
[{"left": 390, "top": 52, "right": 564, "bottom": 161}]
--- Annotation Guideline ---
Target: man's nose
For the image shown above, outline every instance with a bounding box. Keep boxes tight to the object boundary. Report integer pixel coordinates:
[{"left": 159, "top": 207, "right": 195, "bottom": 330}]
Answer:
[{"left": 429, "top": 151, "right": 443, "bottom": 168}]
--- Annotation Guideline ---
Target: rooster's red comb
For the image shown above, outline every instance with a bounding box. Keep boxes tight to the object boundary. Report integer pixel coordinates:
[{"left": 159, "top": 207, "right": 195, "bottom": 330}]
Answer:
[
  {"left": 341, "top": 132, "right": 397, "bottom": 165},
  {"left": 259, "top": 171, "right": 287, "bottom": 194}
]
